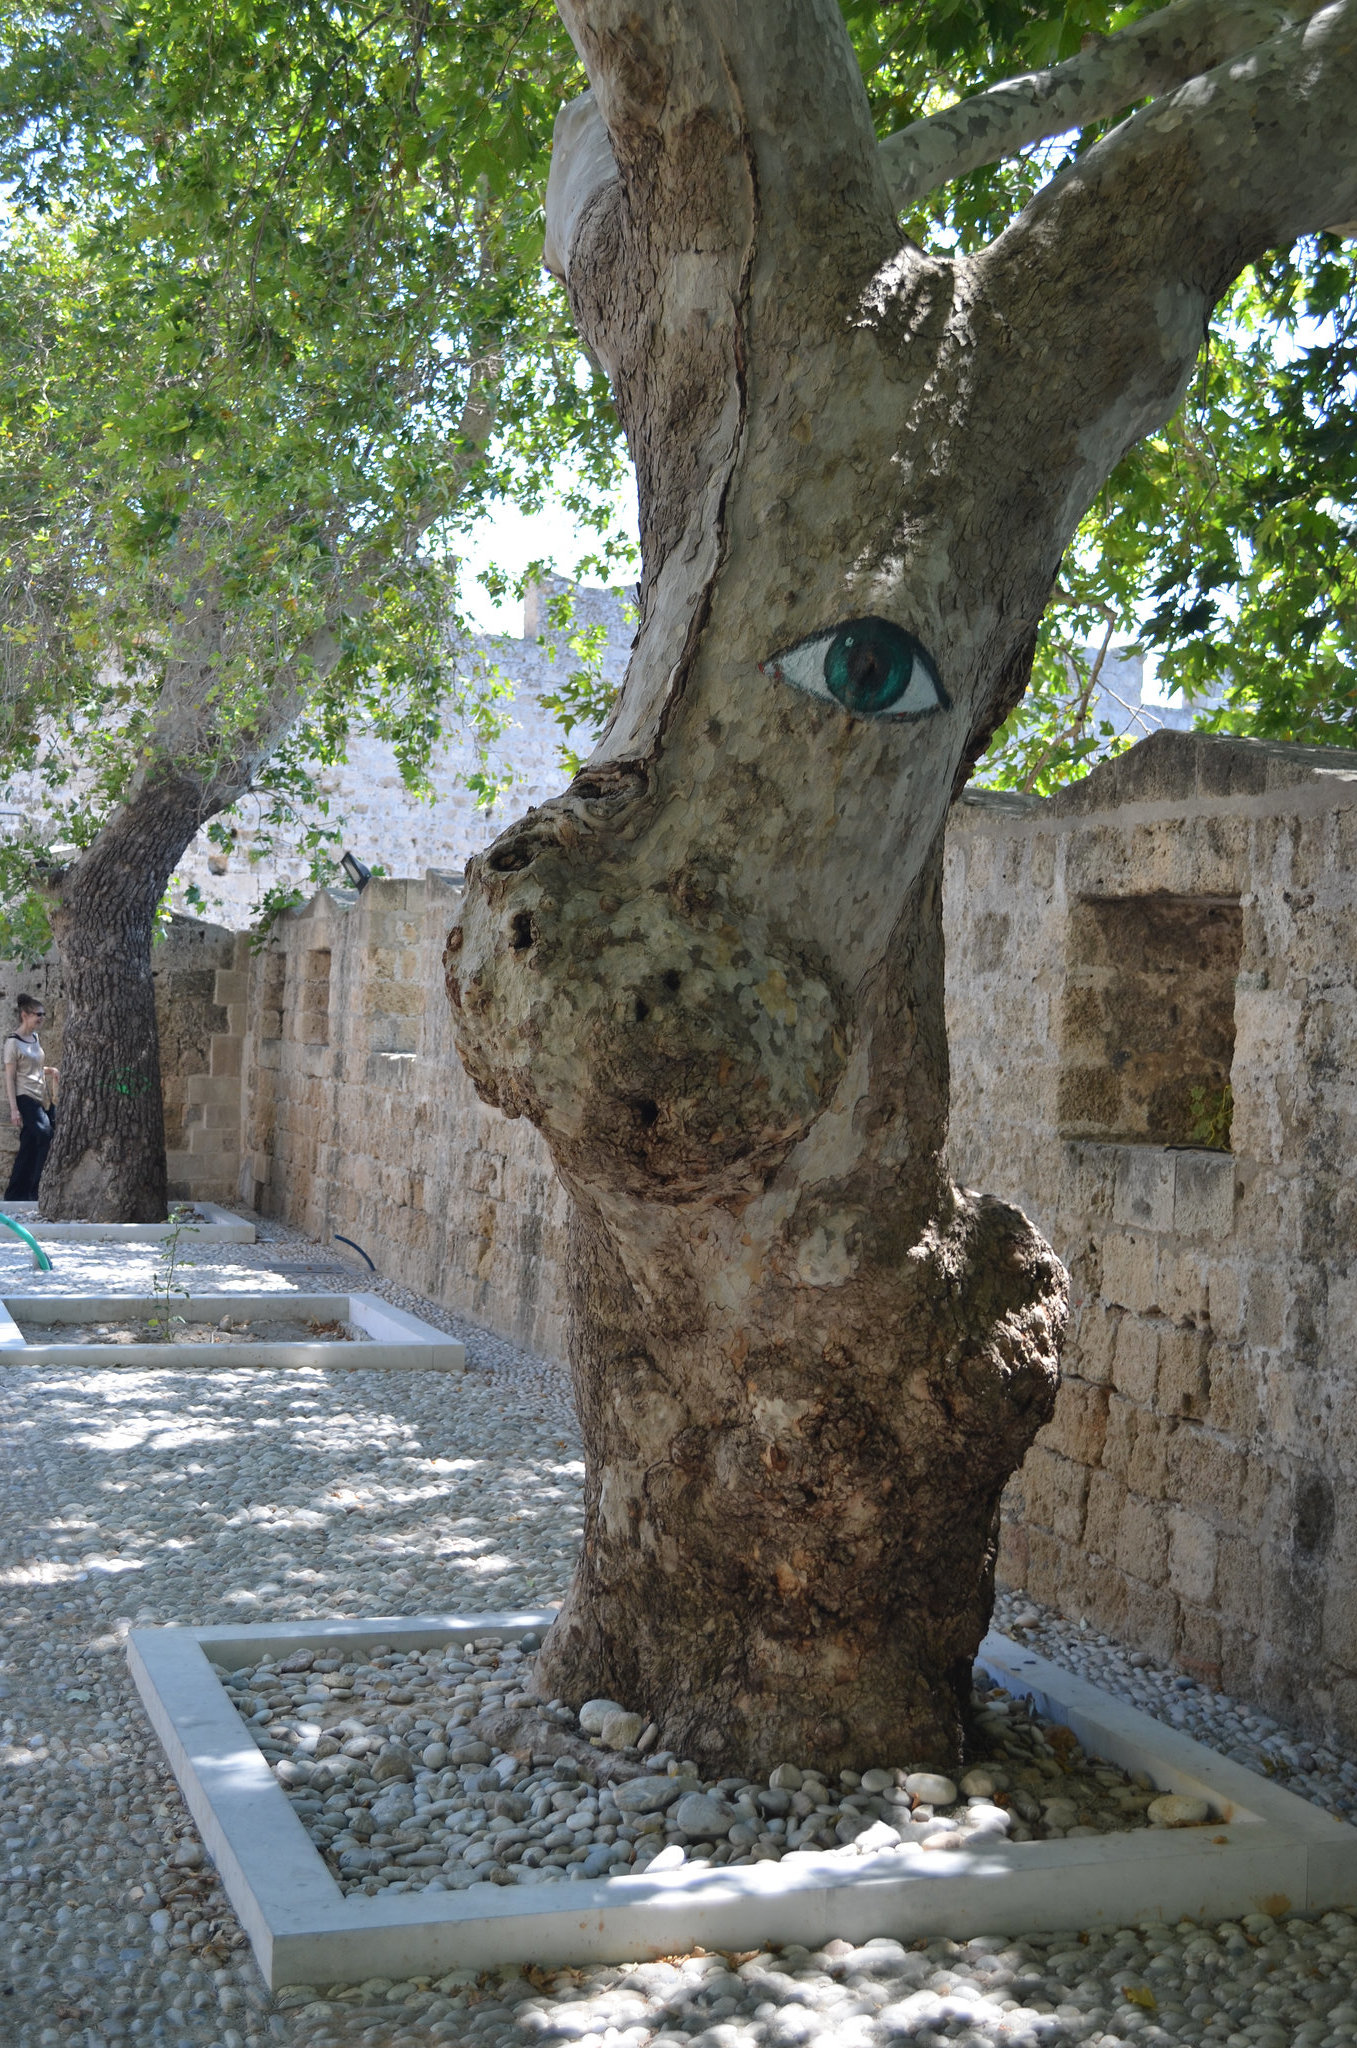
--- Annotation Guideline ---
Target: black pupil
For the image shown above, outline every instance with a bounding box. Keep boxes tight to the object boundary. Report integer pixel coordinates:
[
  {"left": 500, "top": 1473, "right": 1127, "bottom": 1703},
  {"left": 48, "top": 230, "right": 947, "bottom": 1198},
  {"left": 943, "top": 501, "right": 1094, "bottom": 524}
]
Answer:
[{"left": 824, "top": 618, "right": 914, "bottom": 715}]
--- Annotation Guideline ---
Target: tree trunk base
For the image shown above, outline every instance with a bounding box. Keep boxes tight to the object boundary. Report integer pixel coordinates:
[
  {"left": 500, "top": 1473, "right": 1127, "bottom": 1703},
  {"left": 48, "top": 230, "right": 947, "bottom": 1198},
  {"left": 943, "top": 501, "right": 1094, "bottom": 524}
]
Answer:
[{"left": 534, "top": 1182, "right": 1064, "bottom": 1778}]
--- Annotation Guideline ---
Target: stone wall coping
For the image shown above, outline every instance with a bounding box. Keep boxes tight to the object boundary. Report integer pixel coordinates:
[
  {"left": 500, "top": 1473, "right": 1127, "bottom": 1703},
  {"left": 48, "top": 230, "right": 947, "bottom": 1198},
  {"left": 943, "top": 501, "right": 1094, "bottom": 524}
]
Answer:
[{"left": 955, "top": 730, "right": 1357, "bottom": 838}]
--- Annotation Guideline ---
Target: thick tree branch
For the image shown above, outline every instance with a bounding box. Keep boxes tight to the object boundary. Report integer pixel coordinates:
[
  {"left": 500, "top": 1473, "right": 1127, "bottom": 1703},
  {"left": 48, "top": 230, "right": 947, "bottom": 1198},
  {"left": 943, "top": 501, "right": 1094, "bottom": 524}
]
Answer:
[
  {"left": 548, "top": 0, "right": 1355, "bottom": 288},
  {"left": 879, "top": 0, "right": 1328, "bottom": 207},
  {"left": 555, "top": 0, "right": 883, "bottom": 212},
  {"left": 939, "top": 0, "right": 1357, "bottom": 709}
]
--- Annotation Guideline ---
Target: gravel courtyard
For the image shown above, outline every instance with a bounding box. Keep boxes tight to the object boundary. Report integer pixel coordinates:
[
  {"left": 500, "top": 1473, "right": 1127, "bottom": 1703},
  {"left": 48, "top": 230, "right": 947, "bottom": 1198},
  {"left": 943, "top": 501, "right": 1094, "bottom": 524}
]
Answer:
[{"left": 0, "top": 1222, "right": 1355, "bottom": 2048}]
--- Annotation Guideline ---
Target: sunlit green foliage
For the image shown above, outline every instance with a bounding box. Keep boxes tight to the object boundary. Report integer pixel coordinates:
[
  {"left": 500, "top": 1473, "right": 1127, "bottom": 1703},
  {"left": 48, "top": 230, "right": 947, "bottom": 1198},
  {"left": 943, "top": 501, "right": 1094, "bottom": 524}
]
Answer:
[
  {"left": 0, "top": 0, "right": 625, "bottom": 927},
  {"left": 836, "top": 0, "right": 1357, "bottom": 790}
]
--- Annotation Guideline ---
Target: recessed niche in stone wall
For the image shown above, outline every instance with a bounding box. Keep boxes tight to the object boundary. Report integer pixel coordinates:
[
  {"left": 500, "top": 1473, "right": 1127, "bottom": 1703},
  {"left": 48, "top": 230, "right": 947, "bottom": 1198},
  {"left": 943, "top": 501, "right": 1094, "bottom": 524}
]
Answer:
[
  {"left": 258, "top": 949, "right": 286, "bottom": 1043},
  {"left": 1058, "top": 893, "right": 1242, "bottom": 1147},
  {"left": 297, "top": 947, "right": 333, "bottom": 1048}
]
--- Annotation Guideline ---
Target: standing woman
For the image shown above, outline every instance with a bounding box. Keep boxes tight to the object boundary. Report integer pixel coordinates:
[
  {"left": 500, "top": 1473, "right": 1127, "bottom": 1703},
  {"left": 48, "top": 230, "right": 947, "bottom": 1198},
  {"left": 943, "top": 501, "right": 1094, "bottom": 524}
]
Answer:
[{"left": 4, "top": 996, "right": 58, "bottom": 1201}]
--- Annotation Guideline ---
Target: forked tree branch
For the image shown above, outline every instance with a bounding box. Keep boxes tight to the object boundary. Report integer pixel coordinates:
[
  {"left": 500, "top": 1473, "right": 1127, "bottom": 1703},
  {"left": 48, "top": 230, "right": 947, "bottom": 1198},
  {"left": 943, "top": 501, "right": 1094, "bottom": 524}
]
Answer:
[
  {"left": 878, "top": 0, "right": 1329, "bottom": 208},
  {"left": 545, "top": 0, "right": 1353, "bottom": 295},
  {"left": 965, "top": 0, "right": 1357, "bottom": 560}
]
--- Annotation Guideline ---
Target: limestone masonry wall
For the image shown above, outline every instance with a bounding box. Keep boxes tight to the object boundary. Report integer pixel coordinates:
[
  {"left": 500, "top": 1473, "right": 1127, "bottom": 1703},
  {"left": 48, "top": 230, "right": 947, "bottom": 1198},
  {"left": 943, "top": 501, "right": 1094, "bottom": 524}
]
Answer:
[
  {"left": 14, "top": 727, "right": 1355, "bottom": 1748},
  {"left": 945, "top": 732, "right": 1357, "bottom": 1750},
  {"left": 0, "top": 916, "right": 247, "bottom": 1203},
  {"left": 239, "top": 874, "right": 568, "bottom": 1359}
]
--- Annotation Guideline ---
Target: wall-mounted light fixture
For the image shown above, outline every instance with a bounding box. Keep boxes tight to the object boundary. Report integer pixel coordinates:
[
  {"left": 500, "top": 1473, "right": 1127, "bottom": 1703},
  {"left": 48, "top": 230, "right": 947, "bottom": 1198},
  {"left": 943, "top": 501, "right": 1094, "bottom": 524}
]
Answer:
[{"left": 341, "top": 851, "right": 372, "bottom": 892}]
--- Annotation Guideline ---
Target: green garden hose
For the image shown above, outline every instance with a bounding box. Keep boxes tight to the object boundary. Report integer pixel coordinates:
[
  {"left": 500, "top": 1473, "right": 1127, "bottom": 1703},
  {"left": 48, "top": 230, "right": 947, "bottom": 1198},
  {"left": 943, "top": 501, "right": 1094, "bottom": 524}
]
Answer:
[{"left": 0, "top": 1213, "right": 53, "bottom": 1271}]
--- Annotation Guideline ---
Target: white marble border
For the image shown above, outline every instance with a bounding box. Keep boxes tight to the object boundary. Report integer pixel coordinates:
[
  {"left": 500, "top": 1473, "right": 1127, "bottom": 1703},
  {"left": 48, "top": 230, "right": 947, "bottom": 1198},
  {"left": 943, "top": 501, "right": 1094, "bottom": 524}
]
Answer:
[
  {"left": 1, "top": 1293, "right": 465, "bottom": 1372},
  {"left": 126, "top": 1617, "right": 1357, "bottom": 1988},
  {"left": 0, "top": 1202, "right": 257, "bottom": 1243}
]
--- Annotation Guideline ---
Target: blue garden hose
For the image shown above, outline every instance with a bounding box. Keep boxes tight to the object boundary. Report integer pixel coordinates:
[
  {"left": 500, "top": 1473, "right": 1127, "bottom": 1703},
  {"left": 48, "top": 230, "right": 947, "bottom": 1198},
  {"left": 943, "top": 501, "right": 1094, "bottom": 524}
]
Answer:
[{"left": 0, "top": 1212, "right": 53, "bottom": 1271}]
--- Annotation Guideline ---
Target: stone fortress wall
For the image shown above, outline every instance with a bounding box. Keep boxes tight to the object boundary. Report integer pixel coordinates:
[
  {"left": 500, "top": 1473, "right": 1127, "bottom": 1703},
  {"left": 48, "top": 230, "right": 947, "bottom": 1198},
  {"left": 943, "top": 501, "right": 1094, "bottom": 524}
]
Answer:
[
  {"left": 946, "top": 733, "right": 1357, "bottom": 1748},
  {"left": 237, "top": 872, "right": 569, "bottom": 1362},
  {"left": 9, "top": 719, "right": 1356, "bottom": 1753},
  {"left": 168, "top": 581, "right": 636, "bottom": 927},
  {"left": 222, "top": 728, "right": 1357, "bottom": 1752}
]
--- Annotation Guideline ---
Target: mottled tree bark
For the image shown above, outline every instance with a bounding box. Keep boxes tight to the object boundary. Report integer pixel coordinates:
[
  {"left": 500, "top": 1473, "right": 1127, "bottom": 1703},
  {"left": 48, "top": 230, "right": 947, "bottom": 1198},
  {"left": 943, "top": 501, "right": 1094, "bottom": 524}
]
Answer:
[
  {"left": 41, "top": 770, "right": 240, "bottom": 1222},
  {"left": 448, "top": 0, "right": 1357, "bottom": 1772},
  {"left": 34, "top": 375, "right": 499, "bottom": 1224}
]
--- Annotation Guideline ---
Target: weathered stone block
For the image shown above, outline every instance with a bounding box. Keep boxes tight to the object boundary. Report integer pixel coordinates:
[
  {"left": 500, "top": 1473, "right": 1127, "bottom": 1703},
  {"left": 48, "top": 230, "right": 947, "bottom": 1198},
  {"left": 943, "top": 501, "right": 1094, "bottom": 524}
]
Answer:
[
  {"left": 210, "top": 1035, "right": 242, "bottom": 1078},
  {"left": 1113, "top": 1147, "right": 1176, "bottom": 1232},
  {"left": 1115, "top": 1495, "right": 1168, "bottom": 1583},
  {"left": 1156, "top": 1327, "right": 1211, "bottom": 1420},
  {"left": 1099, "top": 1394, "right": 1138, "bottom": 1479},
  {"left": 1207, "top": 1348, "right": 1260, "bottom": 1440},
  {"left": 1100, "top": 1233, "right": 1157, "bottom": 1314},
  {"left": 1153, "top": 1245, "right": 1211, "bottom": 1324},
  {"left": 1122, "top": 1578, "right": 1178, "bottom": 1660},
  {"left": 187, "top": 1073, "right": 242, "bottom": 1107},
  {"left": 1215, "top": 1533, "right": 1264, "bottom": 1618},
  {"left": 1068, "top": 1299, "right": 1118, "bottom": 1386},
  {"left": 1167, "top": 1508, "right": 1217, "bottom": 1605},
  {"left": 1056, "top": 1066, "right": 1122, "bottom": 1133},
  {"left": 1169, "top": 1430, "right": 1244, "bottom": 1520},
  {"left": 1038, "top": 1381, "right": 1109, "bottom": 1466},
  {"left": 1242, "top": 1264, "right": 1286, "bottom": 1349},
  {"left": 1081, "top": 1469, "right": 1125, "bottom": 1559},
  {"left": 1059, "top": 984, "right": 1107, "bottom": 1054},
  {"left": 1172, "top": 1150, "right": 1236, "bottom": 1240},
  {"left": 1021, "top": 1446, "right": 1089, "bottom": 1543},
  {"left": 1111, "top": 1315, "right": 1159, "bottom": 1405},
  {"left": 1059, "top": 1139, "right": 1119, "bottom": 1226},
  {"left": 1125, "top": 1412, "right": 1175, "bottom": 1501},
  {"left": 1203, "top": 1259, "right": 1246, "bottom": 1342}
]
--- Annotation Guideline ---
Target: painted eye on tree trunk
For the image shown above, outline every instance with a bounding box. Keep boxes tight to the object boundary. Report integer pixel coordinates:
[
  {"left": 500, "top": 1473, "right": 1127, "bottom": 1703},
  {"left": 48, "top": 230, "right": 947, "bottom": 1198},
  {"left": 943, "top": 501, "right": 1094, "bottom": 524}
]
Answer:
[{"left": 761, "top": 616, "right": 948, "bottom": 720}]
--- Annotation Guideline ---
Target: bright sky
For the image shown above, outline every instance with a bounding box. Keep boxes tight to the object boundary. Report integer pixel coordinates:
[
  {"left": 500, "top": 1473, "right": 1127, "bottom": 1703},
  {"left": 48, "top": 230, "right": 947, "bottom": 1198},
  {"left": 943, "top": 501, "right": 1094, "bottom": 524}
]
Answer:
[{"left": 456, "top": 474, "right": 640, "bottom": 637}]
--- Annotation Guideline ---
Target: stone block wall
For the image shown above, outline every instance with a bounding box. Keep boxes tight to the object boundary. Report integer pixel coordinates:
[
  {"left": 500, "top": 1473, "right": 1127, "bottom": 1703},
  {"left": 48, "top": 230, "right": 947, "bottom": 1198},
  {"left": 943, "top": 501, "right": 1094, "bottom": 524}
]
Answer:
[
  {"left": 0, "top": 916, "right": 247, "bottom": 1205},
  {"left": 944, "top": 731, "right": 1357, "bottom": 1749},
  {"left": 158, "top": 919, "right": 251, "bottom": 1204},
  {"left": 239, "top": 876, "right": 568, "bottom": 1359},
  {"left": 105, "top": 725, "right": 1356, "bottom": 1749}
]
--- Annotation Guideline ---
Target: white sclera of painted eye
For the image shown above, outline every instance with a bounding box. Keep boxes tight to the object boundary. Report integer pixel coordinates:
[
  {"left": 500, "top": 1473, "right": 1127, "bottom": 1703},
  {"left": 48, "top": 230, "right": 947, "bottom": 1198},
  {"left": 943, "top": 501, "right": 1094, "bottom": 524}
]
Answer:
[{"left": 761, "top": 616, "right": 948, "bottom": 721}]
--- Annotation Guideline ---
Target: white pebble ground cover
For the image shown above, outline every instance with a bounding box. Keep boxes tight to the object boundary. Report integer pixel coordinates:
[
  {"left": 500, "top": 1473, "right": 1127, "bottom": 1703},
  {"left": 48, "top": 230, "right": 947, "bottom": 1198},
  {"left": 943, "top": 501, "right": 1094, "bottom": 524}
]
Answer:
[
  {"left": 239, "top": 1646, "right": 1182, "bottom": 1899},
  {"left": 0, "top": 1223, "right": 1356, "bottom": 2048}
]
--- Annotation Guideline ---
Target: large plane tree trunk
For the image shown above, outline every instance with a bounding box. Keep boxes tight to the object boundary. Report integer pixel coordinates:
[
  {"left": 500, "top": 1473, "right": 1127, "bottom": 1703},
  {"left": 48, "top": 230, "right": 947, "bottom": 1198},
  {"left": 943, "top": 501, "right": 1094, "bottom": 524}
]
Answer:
[
  {"left": 41, "top": 771, "right": 229, "bottom": 1222},
  {"left": 448, "top": 0, "right": 1357, "bottom": 1773}
]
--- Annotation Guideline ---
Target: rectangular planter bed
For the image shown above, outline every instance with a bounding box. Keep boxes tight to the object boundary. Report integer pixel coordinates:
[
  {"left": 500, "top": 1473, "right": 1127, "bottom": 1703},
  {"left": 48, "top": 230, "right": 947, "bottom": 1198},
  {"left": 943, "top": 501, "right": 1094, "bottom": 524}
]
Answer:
[
  {"left": 0, "top": 1292, "right": 464, "bottom": 1371},
  {"left": 0, "top": 1201, "right": 257, "bottom": 1244},
  {"left": 126, "top": 1615, "right": 1357, "bottom": 1990}
]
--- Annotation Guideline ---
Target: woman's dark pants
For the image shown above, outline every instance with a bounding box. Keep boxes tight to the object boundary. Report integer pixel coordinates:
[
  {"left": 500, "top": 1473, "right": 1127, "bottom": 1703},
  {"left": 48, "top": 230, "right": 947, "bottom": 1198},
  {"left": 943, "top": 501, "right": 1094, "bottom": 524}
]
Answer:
[{"left": 5, "top": 1098, "right": 51, "bottom": 1200}]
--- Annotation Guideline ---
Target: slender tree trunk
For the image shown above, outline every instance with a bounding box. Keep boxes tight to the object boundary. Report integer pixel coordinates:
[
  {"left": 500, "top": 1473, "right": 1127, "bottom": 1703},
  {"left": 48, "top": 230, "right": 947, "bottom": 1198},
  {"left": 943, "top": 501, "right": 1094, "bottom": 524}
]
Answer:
[{"left": 41, "top": 770, "right": 230, "bottom": 1222}]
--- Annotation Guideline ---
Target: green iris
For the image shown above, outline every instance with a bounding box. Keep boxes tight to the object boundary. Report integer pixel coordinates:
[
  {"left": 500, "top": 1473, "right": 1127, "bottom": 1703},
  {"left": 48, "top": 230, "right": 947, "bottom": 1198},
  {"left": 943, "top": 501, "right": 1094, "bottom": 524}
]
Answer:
[{"left": 823, "top": 617, "right": 918, "bottom": 715}]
